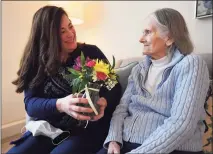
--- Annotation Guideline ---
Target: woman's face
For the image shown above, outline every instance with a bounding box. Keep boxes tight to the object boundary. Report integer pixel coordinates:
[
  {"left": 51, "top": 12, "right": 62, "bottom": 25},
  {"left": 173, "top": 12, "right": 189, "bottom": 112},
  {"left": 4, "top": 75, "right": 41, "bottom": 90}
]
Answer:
[
  {"left": 60, "top": 14, "right": 77, "bottom": 53},
  {"left": 139, "top": 19, "right": 168, "bottom": 60}
]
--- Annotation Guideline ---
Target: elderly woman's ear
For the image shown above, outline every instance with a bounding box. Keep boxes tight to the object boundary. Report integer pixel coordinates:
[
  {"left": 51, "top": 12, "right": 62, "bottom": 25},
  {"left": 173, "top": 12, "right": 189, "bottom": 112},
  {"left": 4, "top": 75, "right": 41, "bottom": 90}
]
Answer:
[
  {"left": 166, "top": 39, "right": 174, "bottom": 46},
  {"left": 165, "top": 36, "right": 174, "bottom": 47}
]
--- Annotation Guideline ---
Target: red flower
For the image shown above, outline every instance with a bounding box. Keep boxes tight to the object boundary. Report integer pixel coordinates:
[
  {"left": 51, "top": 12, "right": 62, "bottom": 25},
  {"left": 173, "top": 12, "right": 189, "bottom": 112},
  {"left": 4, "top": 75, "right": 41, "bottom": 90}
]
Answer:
[
  {"left": 96, "top": 72, "right": 107, "bottom": 81},
  {"left": 86, "top": 60, "right": 96, "bottom": 67}
]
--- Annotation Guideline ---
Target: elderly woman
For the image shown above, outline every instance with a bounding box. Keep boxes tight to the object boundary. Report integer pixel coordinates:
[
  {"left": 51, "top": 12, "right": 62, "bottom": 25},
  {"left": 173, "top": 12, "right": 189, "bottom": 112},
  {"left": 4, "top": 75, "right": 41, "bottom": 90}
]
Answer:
[{"left": 97, "top": 8, "right": 209, "bottom": 154}]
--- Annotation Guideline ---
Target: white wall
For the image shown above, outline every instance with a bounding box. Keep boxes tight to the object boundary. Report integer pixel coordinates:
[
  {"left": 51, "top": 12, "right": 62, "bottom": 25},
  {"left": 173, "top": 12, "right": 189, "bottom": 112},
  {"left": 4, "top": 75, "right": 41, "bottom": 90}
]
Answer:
[
  {"left": 77, "top": 1, "right": 212, "bottom": 62},
  {"left": 2, "top": 1, "right": 48, "bottom": 138}
]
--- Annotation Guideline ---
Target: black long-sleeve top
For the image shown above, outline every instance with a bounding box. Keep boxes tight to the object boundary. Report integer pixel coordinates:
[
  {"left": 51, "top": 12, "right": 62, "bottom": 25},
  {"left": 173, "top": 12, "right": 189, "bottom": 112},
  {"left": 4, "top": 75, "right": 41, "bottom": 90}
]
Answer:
[{"left": 24, "top": 43, "right": 122, "bottom": 136}]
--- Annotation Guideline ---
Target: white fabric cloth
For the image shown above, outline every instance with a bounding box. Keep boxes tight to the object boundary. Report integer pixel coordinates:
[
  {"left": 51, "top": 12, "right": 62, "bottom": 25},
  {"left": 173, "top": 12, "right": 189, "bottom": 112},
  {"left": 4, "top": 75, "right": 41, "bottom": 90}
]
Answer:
[{"left": 24, "top": 120, "right": 64, "bottom": 140}]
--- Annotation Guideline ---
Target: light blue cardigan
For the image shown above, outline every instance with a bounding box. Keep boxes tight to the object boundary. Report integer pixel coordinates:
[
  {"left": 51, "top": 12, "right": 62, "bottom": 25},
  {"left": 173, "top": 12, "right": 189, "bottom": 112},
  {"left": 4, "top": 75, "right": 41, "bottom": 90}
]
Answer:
[{"left": 104, "top": 47, "right": 210, "bottom": 153}]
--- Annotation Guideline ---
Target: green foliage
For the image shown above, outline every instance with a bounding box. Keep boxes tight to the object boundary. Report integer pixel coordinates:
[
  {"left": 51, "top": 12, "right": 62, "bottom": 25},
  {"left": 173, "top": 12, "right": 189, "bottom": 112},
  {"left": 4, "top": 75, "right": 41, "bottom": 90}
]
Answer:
[{"left": 110, "top": 55, "right": 115, "bottom": 71}]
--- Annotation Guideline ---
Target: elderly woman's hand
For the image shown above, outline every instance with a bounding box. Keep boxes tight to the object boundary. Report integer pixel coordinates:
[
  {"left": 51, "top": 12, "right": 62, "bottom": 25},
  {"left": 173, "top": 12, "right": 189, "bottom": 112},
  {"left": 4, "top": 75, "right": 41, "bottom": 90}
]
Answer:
[
  {"left": 56, "top": 94, "right": 93, "bottom": 121},
  {"left": 108, "top": 141, "right": 120, "bottom": 154},
  {"left": 90, "top": 97, "right": 107, "bottom": 121}
]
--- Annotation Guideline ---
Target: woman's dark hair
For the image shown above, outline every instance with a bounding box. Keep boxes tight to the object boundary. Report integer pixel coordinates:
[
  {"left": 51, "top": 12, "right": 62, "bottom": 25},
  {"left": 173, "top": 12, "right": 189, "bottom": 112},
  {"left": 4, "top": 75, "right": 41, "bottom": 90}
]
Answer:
[{"left": 12, "top": 5, "right": 68, "bottom": 93}]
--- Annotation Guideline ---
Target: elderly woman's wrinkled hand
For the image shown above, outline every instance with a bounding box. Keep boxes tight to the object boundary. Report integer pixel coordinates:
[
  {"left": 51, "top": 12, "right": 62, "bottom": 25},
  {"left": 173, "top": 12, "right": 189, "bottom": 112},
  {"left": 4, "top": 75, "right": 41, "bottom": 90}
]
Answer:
[
  {"left": 56, "top": 94, "right": 93, "bottom": 121},
  {"left": 108, "top": 141, "right": 120, "bottom": 154},
  {"left": 90, "top": 97, "right": 107, "bottom": 121}
]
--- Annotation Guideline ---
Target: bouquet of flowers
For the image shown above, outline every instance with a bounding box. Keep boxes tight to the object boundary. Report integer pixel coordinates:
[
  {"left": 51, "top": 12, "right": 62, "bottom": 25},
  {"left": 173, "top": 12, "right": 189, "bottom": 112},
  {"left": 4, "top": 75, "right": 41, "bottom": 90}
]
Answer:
[{"left": 63, "top": 51, "right": 118, "bottom": 116}]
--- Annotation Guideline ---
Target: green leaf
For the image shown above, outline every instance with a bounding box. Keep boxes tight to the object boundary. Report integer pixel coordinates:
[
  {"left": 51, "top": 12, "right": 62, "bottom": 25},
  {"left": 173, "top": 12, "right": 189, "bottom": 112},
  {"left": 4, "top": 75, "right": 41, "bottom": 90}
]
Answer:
[
  {"left": 111, "top": 55, "right": 115, "bottom": 70},
  {"left": 80, "top": 51, "right": 85, "bottom": 66},
  {"left": 84, "top": 67, "right": 93, "bottom": 81},
  {"left": 67, "top": 68, "right": 82, "bottom": 80},
  {"left": 71, "top": 78, "right": 81, "bottom": 93},
  {"left": 78, "top": 81, "right": 87, "bottom": 92},
  {"left": 67, "top": 68, "right": 81, "bottom": 75}
]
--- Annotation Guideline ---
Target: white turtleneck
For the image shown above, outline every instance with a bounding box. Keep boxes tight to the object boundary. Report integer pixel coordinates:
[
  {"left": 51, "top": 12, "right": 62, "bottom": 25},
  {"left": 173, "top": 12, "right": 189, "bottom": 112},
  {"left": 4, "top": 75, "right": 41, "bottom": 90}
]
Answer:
[{"left": 145, "top": 52, "right": 172, "bottom": 94}]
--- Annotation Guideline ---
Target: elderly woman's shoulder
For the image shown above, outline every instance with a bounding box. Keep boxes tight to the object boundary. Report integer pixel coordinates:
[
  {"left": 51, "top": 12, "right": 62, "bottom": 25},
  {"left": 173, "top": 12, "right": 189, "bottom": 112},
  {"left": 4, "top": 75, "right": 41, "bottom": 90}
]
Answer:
[
  {"left": 177, "top": 53, "right": 207, "bottom": 68},
  {"left": 181, "top": 53, "right": 204, "bottom": 64}
]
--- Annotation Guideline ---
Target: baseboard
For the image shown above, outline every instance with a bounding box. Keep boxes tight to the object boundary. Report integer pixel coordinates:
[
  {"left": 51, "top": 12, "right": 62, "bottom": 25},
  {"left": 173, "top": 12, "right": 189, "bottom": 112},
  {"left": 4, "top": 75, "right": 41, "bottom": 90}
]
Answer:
[{"left": 1, "top": 119, "right": 25, "bottom": 140}]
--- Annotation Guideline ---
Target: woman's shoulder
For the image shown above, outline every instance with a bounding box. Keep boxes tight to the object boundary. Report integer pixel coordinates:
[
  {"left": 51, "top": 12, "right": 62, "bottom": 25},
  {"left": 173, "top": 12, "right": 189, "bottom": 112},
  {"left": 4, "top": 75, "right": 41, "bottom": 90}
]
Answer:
[
  {"left": 78, "top": 42, "right": 100, "bottom": 51},
  {"left": 78, "top": 42, "right": 106, "bottom": 59},
  {"left": 172, "top": 53, "right": 209, "bottom": 78},
  {"left": 176, "top": 53, "right": 206, "bottom": 68}
]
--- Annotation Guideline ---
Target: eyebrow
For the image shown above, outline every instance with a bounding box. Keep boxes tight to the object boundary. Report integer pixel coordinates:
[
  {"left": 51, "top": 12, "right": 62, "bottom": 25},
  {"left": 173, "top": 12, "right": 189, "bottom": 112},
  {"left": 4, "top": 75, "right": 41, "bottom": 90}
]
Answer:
[
  {"left": 144, "top": 27, "right": 151, "bottom": 31},
  {"left": 143, "top": 29, "right": 151, "bottom": 33}
]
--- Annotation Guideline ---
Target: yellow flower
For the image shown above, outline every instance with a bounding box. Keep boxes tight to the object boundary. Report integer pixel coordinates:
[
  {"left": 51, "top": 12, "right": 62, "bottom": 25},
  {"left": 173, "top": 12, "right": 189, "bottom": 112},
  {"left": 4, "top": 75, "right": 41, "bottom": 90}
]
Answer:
[
  {"left": 109, "top": 73, "right": 117, "bottom": 80},
  {"left": 94, "top": 60, "right": 110, "bottom": 75}
]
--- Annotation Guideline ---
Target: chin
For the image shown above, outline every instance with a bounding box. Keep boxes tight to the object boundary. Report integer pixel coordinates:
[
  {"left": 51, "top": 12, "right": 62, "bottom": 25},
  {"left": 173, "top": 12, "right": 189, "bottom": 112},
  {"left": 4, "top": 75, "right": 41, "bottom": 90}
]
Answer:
[
  {"left": 142, "top": 50, "right": 151, "bottom": 56},
  {"left": 67, "top": 43, "right": 77, "bottom": 51}
]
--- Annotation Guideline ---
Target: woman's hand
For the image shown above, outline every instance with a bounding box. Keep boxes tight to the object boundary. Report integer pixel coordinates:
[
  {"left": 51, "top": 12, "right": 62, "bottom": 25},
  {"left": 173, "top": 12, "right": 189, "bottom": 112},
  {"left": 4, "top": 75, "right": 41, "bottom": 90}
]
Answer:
[
  {"left": 56, "top": 94, "right": 93, "bottom": 121},
  {"left": 91, "top": 97, "right": 107, "bottom": 121},
  {"left": 108, "top": 141, "right": 120, "bottom": 154}
]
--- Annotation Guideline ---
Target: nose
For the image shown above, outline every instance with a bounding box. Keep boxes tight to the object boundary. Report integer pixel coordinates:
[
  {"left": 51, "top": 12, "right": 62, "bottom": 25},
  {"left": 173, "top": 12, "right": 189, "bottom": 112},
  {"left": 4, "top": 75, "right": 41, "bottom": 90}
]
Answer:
[
  {"left": 139, "top": 35, "right": 146, "bottom": 44},
  {"left": 67, "top": 29, "right": 74, "bottom": 38}
]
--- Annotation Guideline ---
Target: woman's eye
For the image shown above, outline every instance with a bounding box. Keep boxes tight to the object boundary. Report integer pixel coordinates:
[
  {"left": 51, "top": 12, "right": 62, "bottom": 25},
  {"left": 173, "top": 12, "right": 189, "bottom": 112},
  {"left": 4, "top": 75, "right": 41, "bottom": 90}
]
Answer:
[
  {"left": 143, "top": 30, "right": 152, "bottom": 36},
  {"left": 145, "top": 30, "right": 151, "bottom": 34},
  {"left": 69, "top": 25, "right": 73, "bottom": 29}
]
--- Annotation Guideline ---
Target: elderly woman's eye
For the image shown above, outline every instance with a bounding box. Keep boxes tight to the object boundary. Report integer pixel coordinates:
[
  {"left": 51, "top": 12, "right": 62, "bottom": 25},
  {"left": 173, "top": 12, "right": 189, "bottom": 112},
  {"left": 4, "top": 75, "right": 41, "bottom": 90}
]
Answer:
[
  {"left": 143, "top": 30, "right": 151, "bottom": 35},
  {"left": 146, "top": 30, "right": 151, "bottom": 34}
]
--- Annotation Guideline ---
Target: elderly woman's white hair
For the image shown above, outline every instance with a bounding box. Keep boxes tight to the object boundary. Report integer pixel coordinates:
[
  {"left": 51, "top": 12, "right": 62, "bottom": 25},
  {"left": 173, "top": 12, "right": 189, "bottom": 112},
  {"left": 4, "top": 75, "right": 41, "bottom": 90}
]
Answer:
[{"left": 148, "top": 8, "right": 194, "bottom": 55}]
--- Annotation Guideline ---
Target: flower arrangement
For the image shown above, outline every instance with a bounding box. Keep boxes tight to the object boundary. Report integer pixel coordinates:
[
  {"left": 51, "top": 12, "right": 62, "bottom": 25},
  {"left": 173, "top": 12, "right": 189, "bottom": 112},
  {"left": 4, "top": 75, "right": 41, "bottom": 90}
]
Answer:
[{"left": 63, "top": 51, "right": 118, "bottom": 115}]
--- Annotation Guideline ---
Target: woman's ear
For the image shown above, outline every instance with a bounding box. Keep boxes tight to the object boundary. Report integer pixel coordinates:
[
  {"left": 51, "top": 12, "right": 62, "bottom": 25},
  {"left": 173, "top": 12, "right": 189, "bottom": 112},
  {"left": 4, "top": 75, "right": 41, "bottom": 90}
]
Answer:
[
  {"left": 166, "top": 38, "right": 174, "bottom": 46},
  {"left": 165, "top": 35, "right": 174, "bottom": 47}
]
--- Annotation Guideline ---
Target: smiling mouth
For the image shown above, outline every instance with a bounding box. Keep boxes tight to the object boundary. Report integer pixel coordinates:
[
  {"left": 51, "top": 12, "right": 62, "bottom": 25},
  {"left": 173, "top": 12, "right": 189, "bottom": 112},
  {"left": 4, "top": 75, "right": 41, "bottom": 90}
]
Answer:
[{"left": 66, "top": 38, "right": 75, "bottom": 43}]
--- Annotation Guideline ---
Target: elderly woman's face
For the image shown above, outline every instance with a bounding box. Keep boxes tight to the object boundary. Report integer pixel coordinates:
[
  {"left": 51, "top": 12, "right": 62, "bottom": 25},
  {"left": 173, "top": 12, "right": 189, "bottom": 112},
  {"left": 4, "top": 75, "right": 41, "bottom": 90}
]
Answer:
[
  {"left": 60, "top": 14, "right": 77, "bottom": 53},
  {"left": 139, "top": 19, "right": 167, "bottom": 60}
]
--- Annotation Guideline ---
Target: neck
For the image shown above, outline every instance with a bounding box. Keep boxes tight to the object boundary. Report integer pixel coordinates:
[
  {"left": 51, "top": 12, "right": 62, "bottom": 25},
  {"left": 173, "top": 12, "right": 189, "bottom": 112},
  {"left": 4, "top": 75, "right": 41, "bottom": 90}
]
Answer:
[
  {"left": 60, "top": 52, "right": 69, "bottom": 63},
  {"left": 151, "top": 52, "right": 167, "bottom": 60},
  {"left": 60, "top": 46, "right": 77, "bottom": 63},
  {"left": 151, "top": 51, "right": 172, "bottom": 67},
  {"left": 151, "top": 46, "right": 173, "bottom": 60}
]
